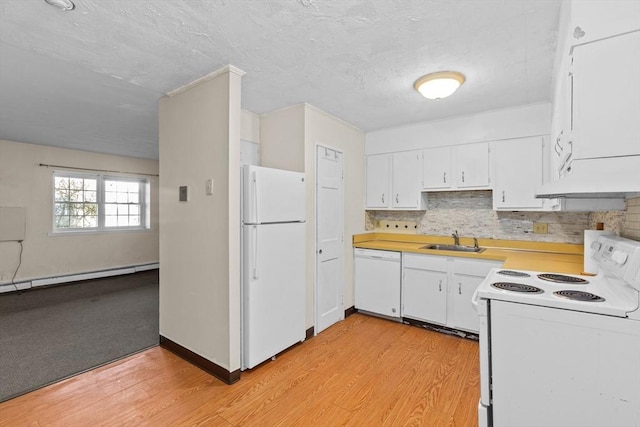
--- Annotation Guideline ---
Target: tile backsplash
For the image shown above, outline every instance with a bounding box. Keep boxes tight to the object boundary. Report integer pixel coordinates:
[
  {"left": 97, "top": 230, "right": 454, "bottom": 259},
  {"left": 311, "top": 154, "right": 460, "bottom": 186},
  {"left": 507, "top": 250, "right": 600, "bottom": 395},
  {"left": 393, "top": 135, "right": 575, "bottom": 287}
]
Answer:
[{"left": 366, "top": 192, "right": 640, "bottom": 244}]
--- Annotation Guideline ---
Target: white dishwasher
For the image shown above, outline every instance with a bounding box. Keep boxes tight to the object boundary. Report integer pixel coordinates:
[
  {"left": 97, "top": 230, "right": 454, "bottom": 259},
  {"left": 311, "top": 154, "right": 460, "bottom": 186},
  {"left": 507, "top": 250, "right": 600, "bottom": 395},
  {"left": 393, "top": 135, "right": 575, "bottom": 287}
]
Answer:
[{"left": 354, "top": 248, "right": 401, "bottom": 318}]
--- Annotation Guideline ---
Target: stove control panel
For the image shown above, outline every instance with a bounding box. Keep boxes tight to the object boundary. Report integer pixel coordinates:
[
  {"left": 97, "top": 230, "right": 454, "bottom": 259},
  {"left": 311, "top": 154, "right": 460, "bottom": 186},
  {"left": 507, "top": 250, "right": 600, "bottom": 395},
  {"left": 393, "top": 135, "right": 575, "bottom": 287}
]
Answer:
[{"left": 592, "top": 235, "right": 640, "bottom": 289}]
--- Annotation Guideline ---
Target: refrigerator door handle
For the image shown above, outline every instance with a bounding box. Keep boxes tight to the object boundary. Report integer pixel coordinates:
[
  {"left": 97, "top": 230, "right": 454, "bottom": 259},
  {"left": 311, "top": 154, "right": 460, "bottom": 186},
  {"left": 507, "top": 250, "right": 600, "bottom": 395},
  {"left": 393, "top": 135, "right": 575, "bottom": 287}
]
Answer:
[
  {"left": 252, "top": 172, "right": 258, "bottom": 223},
  {"left": 252, "top": 225, "right": 258, "bottom": 279}
]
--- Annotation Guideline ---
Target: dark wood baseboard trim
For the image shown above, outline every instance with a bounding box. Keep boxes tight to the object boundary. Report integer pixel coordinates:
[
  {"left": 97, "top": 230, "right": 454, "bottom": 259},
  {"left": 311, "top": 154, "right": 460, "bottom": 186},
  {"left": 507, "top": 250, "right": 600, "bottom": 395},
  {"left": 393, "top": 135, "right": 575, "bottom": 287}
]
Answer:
[
  {"left": 305, "top": 327, "right": 314, "bottom": 340},
  {"left": 344, "top": 306, "right": 357, "bottom": 318},
  {"left": 401, "top": 318, "right": 479, "bottom": 341},
  {"left": 159, "top": 335, "right": 241, "bottom": 384}
]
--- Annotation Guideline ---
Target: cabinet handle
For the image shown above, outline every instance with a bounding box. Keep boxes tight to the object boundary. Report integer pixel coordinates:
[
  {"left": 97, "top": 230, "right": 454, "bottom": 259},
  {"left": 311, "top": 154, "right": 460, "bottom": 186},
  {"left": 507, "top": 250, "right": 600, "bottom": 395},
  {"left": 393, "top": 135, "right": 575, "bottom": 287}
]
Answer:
[
  {"left": 395, "top": 194, "right": 399, "bottom": 203},
  {"left": 458, "top": 282, "right": 462, "bottom": 295},
  {"left": 381, "top": 193, "right": 385, "bottom": 204},
  {"left": 502, "top": 190, "right": 505, "bottom": 202},
  {"left": 443, "top": 172, "right": 446, "bottom": 183},
  {"left": 554, "top": 131, "right": 563, "bottom": 156},
  {"left": 461, "top": 171, "right": 465, "bottom": 183},
  {"left": 438, "top": 280, "right": 442, "bottom": 292}
]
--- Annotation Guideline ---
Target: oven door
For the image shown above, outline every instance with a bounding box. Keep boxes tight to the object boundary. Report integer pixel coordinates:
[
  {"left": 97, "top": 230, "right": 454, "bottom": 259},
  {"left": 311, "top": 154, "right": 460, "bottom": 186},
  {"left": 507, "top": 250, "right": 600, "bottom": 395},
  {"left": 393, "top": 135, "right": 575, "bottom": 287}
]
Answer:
[{"left": 490, "top": 300, "right": 640, "bottom": 427}]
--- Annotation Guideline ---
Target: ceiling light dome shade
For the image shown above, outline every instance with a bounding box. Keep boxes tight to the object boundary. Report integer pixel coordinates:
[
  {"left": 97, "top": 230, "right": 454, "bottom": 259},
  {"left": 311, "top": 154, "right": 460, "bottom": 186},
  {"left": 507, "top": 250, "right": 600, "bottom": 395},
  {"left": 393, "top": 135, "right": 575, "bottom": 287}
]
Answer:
[
  {"left": 44, "top": 0, "right": 75, "bottom": 10},
  {"left": 414, "top": 71, "right": 465, "bottom": 100}
]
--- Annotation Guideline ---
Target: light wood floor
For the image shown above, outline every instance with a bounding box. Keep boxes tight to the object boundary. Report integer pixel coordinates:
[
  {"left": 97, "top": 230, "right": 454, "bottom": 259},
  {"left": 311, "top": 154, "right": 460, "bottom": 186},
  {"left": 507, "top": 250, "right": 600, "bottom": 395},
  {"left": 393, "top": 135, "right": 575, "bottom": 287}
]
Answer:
[{"left": 0, "top": 314, "right": 480, "bottom": 426}]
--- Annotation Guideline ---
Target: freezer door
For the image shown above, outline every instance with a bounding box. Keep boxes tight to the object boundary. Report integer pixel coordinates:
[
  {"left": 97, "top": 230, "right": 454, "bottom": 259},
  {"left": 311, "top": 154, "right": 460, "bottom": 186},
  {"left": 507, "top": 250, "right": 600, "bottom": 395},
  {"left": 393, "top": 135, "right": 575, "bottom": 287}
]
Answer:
[
  {"left": 243, "top": 165, "right": 305, "bottom": 224},
  {"left": 242, "top": 222, "right": 306, "bottom": 369}
]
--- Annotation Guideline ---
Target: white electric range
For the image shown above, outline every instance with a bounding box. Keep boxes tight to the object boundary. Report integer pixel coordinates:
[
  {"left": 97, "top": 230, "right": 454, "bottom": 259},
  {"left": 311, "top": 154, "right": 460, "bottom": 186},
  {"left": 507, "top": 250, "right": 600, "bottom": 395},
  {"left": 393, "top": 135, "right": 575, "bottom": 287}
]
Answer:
[{"left": 473, "top": 235, "right": 640, "bottom": 427}]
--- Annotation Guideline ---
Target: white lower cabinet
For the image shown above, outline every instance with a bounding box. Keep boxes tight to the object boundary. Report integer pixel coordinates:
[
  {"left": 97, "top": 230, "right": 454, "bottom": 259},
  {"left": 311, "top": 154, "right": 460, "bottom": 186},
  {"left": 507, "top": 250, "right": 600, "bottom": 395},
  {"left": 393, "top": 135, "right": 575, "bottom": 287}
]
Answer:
[
  {"left": 401, "top": 253, "right": 502, "bottom": 333},
  {"left": 402, "top": 254, "right": 448, "bottom": 325},
  {"left": 449, "top": 271, "right": 488, "bottom": 332}
]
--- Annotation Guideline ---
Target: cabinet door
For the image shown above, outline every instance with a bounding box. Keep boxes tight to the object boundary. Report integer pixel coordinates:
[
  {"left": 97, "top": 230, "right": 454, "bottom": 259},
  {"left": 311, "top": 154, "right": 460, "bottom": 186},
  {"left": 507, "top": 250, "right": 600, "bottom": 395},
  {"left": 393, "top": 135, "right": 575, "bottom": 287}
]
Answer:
[
  {"left": 402, "top": 268, "right": 448, "bottom": 325},
  {"left": 449, "top": 274, "right": 484, "bottom": 333},
  {"left": 570, "top": 1, "right": 640, "bottom": 46},
  {"left": 365, "top": 154, "right": 390, "bottom": 209},
  {"left": 572, "top": 32, "right": 640, "bottom": 160},
  {"left": 449, "top": 258, "right": 502, "bottom": 332},
  {"left": 493, "top": 137, "right": 545, "bottom": 210},
  {"left": 455, "top": 143, "right": 490, "bottom": 188},
  {"left": 422, "top": 147, "right": 451, "bottom": 189},
  {"left": 392, "top": 150, "right": 422, "bottom": 208}
]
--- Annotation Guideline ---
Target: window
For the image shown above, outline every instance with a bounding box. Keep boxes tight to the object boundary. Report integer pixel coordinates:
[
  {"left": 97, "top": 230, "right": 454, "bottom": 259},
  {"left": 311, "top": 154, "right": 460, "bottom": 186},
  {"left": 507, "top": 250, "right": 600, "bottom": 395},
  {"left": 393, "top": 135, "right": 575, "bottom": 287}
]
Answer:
[{"left": 53, "top": 171, "right": 149, "bottom": 232}]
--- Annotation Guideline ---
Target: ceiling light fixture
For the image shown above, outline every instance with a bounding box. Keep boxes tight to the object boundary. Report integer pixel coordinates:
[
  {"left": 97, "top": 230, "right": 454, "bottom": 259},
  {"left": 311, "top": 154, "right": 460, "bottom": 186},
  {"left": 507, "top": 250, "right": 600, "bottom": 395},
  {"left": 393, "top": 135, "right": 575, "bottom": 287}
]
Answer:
[
  {"left": 44, "top": 0, "right": 75, "bottom": 11},
  {"left": 414, "top": 71, "right": 465, "bottom": 100}
]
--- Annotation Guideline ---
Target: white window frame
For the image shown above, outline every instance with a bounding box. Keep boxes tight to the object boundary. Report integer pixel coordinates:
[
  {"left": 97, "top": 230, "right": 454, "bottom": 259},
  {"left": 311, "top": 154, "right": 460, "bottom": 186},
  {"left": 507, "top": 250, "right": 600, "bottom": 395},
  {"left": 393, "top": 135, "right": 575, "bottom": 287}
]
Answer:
[{"left": 52, "top": 170, "right": 150, "bottom": 233}]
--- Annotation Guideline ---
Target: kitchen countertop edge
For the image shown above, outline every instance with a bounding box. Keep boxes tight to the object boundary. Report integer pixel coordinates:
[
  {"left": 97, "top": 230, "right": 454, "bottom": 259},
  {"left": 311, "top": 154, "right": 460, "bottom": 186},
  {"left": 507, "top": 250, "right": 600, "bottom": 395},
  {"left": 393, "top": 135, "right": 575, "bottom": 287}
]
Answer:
[{"left": 353, "top": 233, "right": 586, "bottom": 274}]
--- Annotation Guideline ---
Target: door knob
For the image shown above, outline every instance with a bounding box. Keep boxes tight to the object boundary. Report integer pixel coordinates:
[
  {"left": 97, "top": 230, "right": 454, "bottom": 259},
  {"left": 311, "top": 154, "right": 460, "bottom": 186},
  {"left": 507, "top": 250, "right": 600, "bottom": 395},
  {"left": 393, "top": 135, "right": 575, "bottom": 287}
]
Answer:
[{"left": 318, "top": 249, "right": 323, "bottom": 254}]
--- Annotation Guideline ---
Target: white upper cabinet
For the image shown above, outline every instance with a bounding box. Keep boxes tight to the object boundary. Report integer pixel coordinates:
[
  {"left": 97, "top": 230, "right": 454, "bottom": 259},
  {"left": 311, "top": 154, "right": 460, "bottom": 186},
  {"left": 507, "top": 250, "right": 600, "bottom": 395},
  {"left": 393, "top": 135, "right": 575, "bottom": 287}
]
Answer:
[
  {"left": 422, "top": 146, "right": 451, "bottom": 189},
  {"left": 392, "top": 151, "right": 424, "bottom": 209},
  {"left": 455, "top": 143, "right": 490, "bottom": 188},
  {"left": 365, "top": 151, "right": 425, "bottom": 210},
  {"left": 570, "top": 31, "right": 640, "bottom": 161},
  {"left": 493, "top": 137, "right": 546, "bottom": 211},
  {"left": 365, "top": 154, "right": 391, "bottom": 209},
  {"left": 422, "top": 142, "right": 490, "bottom": 191},
  {"left": 570, "top": 1, "right": 640, "bottom": 46}
]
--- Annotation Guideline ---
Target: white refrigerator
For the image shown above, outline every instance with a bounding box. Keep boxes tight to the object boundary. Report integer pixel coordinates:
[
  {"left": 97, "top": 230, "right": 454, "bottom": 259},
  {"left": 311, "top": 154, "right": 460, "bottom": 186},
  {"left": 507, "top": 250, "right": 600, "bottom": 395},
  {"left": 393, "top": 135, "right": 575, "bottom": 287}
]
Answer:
[{"left": 241, "top": 165, "right": 306, "bottom": 370}]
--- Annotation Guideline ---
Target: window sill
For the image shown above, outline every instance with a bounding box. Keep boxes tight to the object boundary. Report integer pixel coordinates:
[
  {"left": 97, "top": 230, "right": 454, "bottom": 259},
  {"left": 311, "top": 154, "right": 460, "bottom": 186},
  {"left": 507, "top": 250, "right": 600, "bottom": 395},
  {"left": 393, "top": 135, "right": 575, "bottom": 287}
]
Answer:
[{"left": 48, "top": 228, "right": 152, "bottom": 237}]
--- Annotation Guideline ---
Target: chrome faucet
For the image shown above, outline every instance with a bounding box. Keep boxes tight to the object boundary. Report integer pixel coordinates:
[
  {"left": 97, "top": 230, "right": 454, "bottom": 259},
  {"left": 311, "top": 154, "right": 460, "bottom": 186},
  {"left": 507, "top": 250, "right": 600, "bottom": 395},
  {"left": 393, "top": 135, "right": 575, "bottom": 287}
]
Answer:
[
  {"left": 452, "top": 230, "right": 460, "bottom": 246},
  {"left": 473, "top": 237, "right": 479, "bottom": 249}
]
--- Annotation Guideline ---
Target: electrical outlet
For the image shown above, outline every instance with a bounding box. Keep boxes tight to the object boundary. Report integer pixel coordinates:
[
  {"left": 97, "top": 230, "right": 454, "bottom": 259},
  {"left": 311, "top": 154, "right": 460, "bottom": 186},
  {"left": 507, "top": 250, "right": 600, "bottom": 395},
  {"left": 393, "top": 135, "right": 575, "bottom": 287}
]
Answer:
[
  {"left": 533, "top": 222, "right": 548, "bottom": 234},
  {"left": 376, "top": 220, "right": 418, "bottom": 234}
]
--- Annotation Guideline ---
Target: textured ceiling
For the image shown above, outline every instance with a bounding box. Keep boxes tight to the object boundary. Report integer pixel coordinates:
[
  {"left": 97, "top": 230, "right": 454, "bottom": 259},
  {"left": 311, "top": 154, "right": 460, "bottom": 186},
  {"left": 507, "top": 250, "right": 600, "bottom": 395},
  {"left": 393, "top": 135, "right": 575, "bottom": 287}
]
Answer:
[{"left": 0, "top": 0, "right": 561, "bottom": 159}]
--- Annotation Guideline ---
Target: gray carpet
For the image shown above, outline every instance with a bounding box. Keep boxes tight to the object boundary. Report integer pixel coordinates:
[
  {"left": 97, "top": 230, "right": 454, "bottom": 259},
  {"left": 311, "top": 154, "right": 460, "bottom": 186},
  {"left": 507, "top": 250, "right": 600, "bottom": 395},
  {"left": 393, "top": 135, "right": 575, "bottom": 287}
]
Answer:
[{"left": 0, "top": 270, "right": 159, "bottom": 402}]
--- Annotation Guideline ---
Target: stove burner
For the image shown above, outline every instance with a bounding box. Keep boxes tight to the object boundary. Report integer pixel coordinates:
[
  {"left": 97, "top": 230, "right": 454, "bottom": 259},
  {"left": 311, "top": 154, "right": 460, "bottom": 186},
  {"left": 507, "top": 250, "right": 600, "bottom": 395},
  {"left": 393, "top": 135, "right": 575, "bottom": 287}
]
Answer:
[
  {"left": 537, "top": 273, "right": 589, "bottom": 285},
  {"left": 497, "top": 270, "right": 531, "bottom": 278},
  {"left": 491, "top": 282, "right": 544, "bottom": 293},
  {"left": 553, "top": 290, "right": 605, "bottom": 302}
]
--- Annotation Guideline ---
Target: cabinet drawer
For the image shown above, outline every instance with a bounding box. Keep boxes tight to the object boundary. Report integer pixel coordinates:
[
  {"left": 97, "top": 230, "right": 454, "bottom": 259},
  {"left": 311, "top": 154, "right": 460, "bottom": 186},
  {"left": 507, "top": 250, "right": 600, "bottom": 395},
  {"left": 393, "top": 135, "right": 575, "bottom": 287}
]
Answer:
[
  {"left": 454, "top": 258, "right": 502, "bottom": 277},
  {"left": 403, "top": 253, "right": 448, "bottom": 271}
]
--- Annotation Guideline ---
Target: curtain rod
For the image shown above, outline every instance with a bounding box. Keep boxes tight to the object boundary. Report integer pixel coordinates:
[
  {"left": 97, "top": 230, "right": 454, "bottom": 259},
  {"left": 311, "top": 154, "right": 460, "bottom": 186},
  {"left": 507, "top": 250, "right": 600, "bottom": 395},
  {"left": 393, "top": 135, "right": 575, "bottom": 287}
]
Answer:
[{"left": 38, "top": 163, "right": 159, "bottom": 177}]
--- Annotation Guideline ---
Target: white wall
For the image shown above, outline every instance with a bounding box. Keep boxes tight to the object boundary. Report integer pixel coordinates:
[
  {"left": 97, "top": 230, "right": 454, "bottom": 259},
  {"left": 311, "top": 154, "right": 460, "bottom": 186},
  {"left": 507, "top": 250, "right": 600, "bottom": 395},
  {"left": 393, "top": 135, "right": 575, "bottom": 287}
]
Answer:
[
  {"left": 366, "top": 102, "right": 551, "bottom": 154},
  {"left": 260, "top": 104, "right": 305, "bottom": 172},
  {"left": 0, "top": 139, "right": 159, "bottom": 283},
  {"left": 259, "top": 103, "right": 365, "bottom": 327},
  {"left": 158, "top": 66, "right": 242, "bottom": 372},
  {"left": 241, "top": 109, "right": 260, "bottom": 144}
]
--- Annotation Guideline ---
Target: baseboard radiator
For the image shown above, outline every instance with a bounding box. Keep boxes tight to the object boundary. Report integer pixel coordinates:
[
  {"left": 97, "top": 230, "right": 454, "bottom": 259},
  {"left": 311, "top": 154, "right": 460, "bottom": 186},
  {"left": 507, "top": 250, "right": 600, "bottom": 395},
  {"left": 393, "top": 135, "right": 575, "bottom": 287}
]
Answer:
[{"left": 0, "top": 263, "right": 159, "bottom": 293}]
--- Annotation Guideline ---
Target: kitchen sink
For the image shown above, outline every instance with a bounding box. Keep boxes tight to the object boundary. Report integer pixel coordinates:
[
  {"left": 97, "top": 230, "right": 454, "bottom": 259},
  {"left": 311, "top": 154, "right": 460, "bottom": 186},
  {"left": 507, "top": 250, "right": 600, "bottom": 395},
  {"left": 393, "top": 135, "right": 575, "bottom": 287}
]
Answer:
[{"left": 421, "top": 244, "right": 485, "bottom": 253}]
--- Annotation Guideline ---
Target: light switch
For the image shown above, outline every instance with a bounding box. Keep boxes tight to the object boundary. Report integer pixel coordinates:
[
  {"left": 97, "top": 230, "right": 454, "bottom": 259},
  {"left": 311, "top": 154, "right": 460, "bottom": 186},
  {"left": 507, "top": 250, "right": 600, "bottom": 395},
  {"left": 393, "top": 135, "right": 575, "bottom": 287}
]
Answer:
[
  {"left": 206, "top": 179, "right": 214, "bottom": 196},
  {"left": 179, "top": 186, "right": 189, "bottom": 202}
]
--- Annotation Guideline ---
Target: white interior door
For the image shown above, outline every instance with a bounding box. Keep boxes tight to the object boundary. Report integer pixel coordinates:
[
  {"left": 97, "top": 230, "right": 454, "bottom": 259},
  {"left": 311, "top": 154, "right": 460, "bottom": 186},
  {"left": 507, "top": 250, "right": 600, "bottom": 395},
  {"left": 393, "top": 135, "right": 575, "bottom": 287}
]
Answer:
[{"left": 315, "top": 145, "right": 344, "bottom": 334}]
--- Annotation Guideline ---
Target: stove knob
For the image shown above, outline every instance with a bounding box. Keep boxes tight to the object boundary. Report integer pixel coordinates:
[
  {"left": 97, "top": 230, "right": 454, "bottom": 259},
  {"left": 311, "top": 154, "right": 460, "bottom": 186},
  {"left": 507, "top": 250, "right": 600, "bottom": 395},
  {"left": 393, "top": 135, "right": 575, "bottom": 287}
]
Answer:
[
  {"left": 611, "top": 251, "right": 628, "bottom": 265},
  {"left": 590, "top": 241, "right": 602, "bottom": 251}
]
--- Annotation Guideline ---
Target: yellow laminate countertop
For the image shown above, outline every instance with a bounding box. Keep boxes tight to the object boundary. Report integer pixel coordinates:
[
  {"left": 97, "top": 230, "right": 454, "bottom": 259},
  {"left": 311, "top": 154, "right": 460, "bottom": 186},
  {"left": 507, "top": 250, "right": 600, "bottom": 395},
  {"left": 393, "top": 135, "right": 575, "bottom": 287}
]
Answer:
[{"left": 353, "top": 233, "right": 586, "bottom": 275}]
